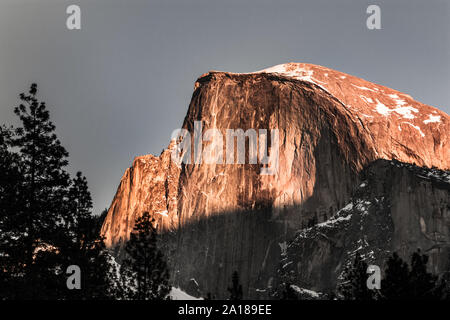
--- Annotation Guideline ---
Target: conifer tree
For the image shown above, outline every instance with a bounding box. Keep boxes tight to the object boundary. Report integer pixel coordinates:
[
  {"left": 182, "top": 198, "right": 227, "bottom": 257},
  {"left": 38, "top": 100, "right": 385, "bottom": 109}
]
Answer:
[
  {"left": 0, "top": 84, "right": 71, "bottom": 298},
  {"left": 228, "top": 271, "right": 243, "bottom": 300},
  {"left": 11, "top": 84, "right": 70, "bottom": 275},
  {"left": 119, "top": 212, "right": 171, "bottom": 300},
  {"left": 338, "top": 253, "right": 375, "bottom": 300},
  {"left": 0, "top": 126, "right": 25, "bottom": 299},
  {"left": 438, "top": 266, "right": 450, "bottom": 299},
  {"left": 380, "top": 250, "right": 441, "bottom": 299},
  {"left": 60, "top": 172, "right": 117, "bottom": 299},
  {"left": 0, "top": 84, "right": 117, "bottom": 299},
  {"left": 380, "top": 252, "right": 410, "bottom": 299},
  {"left": 408, "top": 250, "right": 440, "bottom": 299}
]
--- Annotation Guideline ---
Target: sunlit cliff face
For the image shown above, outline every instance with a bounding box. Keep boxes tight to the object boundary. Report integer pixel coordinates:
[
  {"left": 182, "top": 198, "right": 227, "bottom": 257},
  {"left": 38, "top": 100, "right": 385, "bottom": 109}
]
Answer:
[
  {"left": 100, "top": 63, "right": 449, "bottom": 298},
  {"left": 102, "top": 62, "right": 449, "bottom": 248}
]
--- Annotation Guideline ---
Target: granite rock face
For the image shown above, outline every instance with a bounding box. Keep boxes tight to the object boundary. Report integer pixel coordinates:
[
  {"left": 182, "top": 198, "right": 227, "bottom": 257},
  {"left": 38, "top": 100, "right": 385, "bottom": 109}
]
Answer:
[
  {"left": 277, "top": 160, "right": 450, "bottom": 296},
  {"left": 101, "top": 143, "right": 180, "bottom": 249},
  {"left": 100, "top": 63, "right": 449, "bottom": 298}
]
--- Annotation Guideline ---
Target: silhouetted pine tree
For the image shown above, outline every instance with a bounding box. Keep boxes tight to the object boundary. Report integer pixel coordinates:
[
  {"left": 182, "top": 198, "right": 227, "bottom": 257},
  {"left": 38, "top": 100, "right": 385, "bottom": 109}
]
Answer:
[
  {"left": 96, "top": 209, "right": 109, "bottom": 234},
  {"left": 59, "top": 172, "right": 118, "bottom": 299},
  {"left": 0, "top": 126, "right": 26, "bottom": 299},
  {"left": 0, "top": 84, "right": 117, "bottom": 299},
  {"left": 3, "top": 84, "right": 71, "bottom": 298},
  {"left": 338, "top": 253, "right": 375, "bottom": 300},
  {"left": 119, "top": 212, "right": 171, "bottom": 300},
  {"left": 438, "top": 270, "right": 450, "bottom": 299},
  {"left": 380, "top": 252, "right": 410, "bottom": 299},
  {"left": 228, "top": 271, "right": 243, "bottom": 300},
  {"left": 380, "top": 250, "right": 442, "bottom": 299},
  {"left": 408, "top": 250, "right": 441, "bottom": 299}
]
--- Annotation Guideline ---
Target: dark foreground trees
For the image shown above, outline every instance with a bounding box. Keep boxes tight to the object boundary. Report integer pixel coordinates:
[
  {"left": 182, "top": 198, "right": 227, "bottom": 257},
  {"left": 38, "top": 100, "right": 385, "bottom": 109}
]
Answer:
[
  {"left": 228, "top": 271, "right": 243, "bottom": 300},
  {"left": 338, "top": 249, "right": 448, "bottom": 300},
  {"left": 338, "top": 253, "right": 375, "bottom": 300},
  {"left": 381, "top": 250, "right": 442, "bottom": 299},
  {"left": 118, "top": 212, "right": 171, "bottom": 300},
  {"left": 0, "top": 84, "right": 116, "bottom": 299}
]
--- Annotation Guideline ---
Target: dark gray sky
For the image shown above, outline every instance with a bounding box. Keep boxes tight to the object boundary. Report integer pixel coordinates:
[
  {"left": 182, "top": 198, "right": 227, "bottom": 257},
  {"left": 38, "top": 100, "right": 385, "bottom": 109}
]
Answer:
[{"left": 1, "top": 0, "right": 449, "bottom": 214}]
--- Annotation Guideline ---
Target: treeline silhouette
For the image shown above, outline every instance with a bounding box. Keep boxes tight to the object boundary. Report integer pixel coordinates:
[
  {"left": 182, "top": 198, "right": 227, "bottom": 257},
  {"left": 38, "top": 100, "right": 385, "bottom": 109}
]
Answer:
[
  {"left": 337, "top": 250, "right": 450, "bottom": 300},
  {"left": 0, "top": 84, "right": 170, "bottom": 300},
  {"left": 276, "top": 250, "right": 450, "bottom": 300}
]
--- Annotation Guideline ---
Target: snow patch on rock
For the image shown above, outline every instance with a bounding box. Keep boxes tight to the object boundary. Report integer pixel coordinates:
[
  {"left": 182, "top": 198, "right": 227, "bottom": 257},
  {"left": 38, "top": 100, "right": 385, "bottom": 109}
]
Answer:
[
  {"left": 351, "top": 84, "right": 378, "bottom": 92},
  {"left": 404, "top": 122, "right": 425, "bottom": 137},
  {"left": 290, "top": 285, "right": 321, "bottom": 298},
  {"left": 375, "top": 100, "right": 390, "bottom": 116},
  {"left": 423, "top": 114, "right": 441, "bottom": 124},
  {"left": 360, "top": 96, "right": 373, "bottom": 104},
  {"left": 170, "top": 287, "right": 203, "bottom": 300}
]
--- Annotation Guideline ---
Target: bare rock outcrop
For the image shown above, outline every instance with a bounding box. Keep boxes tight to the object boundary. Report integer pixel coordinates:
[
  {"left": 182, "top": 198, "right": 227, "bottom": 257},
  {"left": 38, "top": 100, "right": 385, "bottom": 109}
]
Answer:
[{"left": 278, "top": 160, "right": 450, "bottom": 296}]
